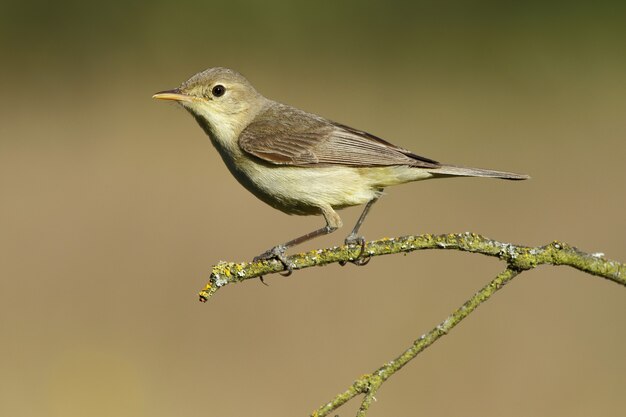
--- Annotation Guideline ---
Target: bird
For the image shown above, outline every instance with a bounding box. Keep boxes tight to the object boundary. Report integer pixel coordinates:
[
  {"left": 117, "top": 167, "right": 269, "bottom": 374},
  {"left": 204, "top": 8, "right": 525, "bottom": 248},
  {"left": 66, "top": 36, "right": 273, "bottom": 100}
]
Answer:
[{"left": 153, "top": 67, "right": 529, "bottom": 273}]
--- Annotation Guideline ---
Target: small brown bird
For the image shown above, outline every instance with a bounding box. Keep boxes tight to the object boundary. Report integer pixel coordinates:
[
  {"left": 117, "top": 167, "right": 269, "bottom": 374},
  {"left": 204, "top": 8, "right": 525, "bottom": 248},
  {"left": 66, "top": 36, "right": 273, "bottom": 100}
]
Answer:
[{"left": 154, "top": 67, "right": 528, "bottom": 272}]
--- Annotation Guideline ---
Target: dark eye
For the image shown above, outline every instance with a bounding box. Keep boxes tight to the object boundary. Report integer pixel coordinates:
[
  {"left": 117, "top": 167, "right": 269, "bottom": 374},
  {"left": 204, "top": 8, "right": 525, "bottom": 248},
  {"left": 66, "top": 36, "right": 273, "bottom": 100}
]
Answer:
[{"left": 212, "top": 84, "right": 225, "bottom": 97}]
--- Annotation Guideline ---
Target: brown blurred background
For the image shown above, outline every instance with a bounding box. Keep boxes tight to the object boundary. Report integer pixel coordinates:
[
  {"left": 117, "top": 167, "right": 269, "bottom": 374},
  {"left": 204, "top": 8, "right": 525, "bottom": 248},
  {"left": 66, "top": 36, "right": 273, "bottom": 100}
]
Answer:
[{"left": 1, "top": 1, "right": 625, "bottom": 416}]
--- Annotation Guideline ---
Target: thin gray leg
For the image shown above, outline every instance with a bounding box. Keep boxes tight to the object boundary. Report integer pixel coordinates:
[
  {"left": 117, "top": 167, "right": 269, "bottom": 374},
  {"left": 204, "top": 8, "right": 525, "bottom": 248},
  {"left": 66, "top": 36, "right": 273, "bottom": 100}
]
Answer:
[
  {"left": 342, "top": 195, "right": 381, "bottom": 265},
  {"left": 254, "top": 205, "right": 342, "bottom": 276},
  {"left": 345, "top": 196, "right": 380, "bottom": 244}
]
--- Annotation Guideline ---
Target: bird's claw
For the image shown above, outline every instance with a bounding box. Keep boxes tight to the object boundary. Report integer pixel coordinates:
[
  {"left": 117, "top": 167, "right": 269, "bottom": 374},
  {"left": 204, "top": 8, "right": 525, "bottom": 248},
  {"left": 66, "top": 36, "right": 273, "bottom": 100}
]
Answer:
[
  {"left": 253, "top": 245, "right": 294, "bottom": 277},
  {"left": 340, "top": 235, "right": 371, "bottom": 266}
]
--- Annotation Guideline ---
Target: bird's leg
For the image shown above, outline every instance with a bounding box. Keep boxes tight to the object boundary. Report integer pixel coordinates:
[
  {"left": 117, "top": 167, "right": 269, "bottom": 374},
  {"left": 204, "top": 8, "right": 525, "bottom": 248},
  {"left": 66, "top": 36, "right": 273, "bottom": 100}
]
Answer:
[
  {"left": 342, "top": 195, "right": 380, "bottom": 266},
  {"left": 254, "top": 206, "right": 342, "bottom": 276}
]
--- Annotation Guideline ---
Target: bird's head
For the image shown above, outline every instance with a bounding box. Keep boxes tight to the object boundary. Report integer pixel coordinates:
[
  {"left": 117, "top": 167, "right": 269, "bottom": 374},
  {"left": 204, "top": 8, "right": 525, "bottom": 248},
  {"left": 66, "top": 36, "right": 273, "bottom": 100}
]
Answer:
[{"left": 153, "top": 67, "right": 266, "bottom": 142}]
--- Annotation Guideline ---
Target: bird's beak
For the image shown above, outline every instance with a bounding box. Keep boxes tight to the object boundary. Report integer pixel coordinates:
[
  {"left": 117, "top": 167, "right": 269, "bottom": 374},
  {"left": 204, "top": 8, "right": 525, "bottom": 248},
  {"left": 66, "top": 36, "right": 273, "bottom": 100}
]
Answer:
[{"left": 152, "top": 88, "right": 195, "bottom": 103}]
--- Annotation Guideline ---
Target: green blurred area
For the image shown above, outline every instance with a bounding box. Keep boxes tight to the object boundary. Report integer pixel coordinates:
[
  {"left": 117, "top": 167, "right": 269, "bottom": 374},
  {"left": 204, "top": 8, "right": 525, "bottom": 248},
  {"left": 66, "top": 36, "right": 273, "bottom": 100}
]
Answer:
[
  {"left": 1, "top": 2, "right": 625, "bottom": 417},
  {"left": 2, "top": 1, "right": 626, "bottom": 82}
]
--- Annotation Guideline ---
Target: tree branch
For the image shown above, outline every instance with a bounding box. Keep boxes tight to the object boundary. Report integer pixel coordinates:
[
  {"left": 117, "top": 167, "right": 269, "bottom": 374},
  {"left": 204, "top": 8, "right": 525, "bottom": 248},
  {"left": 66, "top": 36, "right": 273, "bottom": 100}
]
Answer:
[
  {"left": 197, "top": 233, "right": 625, "bottom": 417},
  {"left": 199, "top": 233, "right": 625, "bottom": 301}
]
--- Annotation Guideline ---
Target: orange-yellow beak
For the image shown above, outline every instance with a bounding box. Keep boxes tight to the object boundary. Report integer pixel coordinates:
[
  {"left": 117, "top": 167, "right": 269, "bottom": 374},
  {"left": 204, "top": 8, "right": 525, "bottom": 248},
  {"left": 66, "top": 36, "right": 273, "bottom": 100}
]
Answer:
[{"left": 152, "top": 88, "right": 195, "bottom": 103}]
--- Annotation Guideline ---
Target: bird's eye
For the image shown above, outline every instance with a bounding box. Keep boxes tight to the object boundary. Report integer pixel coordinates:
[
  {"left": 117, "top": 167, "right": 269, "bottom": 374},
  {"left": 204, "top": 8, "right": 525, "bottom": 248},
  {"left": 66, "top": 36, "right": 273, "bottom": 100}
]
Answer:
[{"left": 212, "top": 85, "right": 226, "bottom": 97}]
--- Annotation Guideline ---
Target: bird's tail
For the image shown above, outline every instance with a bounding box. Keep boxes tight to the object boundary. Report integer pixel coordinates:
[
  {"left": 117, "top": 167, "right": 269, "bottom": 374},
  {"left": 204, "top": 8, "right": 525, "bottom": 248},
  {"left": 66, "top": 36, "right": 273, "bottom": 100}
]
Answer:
[{"left": 429, "top": 164, "right": 530, "bottom": 180}]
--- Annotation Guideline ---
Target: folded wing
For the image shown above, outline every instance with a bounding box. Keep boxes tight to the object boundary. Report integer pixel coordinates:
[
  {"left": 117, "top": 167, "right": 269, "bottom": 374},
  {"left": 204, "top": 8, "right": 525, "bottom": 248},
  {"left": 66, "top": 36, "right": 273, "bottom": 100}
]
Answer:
[{"left": 238, "top": 103, "right": 440, "bottom": 169}]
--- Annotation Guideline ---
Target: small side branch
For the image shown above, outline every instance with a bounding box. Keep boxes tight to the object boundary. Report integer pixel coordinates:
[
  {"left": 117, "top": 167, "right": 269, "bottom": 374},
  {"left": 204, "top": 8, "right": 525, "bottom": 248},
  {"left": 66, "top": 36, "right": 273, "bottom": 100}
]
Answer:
[
  {"left": 199, "top": 233, "right": 625, "bottom": 301},
  {"left": 310, "top": 267, "right": 521, "bottom": 417}
]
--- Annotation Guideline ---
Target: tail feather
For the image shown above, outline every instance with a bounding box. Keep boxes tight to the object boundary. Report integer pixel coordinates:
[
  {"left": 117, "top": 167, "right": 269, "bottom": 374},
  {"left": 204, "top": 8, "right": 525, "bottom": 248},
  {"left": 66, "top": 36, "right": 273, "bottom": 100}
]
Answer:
[{"left": 429, "top": 164, "right": 530, "bottom": 180}]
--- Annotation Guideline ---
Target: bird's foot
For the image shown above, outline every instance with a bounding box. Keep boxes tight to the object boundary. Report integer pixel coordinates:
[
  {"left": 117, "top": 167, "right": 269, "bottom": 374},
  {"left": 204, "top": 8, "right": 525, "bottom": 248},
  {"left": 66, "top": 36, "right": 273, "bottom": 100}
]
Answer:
[
  {"left": 340, "top": 235, "right": 371, "bottom": 266},
  {"left": 253, "top": 245, "right": 294, "bottom": 277}
]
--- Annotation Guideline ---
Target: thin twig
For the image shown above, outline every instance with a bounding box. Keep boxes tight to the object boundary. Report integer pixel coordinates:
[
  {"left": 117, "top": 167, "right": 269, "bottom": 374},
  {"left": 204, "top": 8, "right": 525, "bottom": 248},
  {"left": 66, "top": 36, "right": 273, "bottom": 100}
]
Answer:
[{"left": 311, "top": 268, "right": 520, "bottom": 417}]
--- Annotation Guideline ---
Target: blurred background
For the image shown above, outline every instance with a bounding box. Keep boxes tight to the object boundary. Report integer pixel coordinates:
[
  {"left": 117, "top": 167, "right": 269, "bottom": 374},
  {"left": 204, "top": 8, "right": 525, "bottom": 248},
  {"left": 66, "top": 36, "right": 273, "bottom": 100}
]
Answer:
[{"left": 1, "top": 1, "right": 625, "bottom": 416}]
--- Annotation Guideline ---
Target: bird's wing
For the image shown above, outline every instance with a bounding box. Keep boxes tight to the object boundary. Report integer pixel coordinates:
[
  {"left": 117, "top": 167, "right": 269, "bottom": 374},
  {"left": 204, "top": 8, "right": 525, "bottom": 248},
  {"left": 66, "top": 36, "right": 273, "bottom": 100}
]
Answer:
[{"left": 238, "top": 103, "right": 440, "bottom": 168}]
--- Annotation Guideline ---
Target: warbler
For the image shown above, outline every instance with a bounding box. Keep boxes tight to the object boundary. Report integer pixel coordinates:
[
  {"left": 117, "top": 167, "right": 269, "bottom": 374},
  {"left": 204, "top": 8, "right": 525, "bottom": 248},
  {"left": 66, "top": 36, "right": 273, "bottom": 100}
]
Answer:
[{"left": 153, "top": 67, "right": 528, "bottom": 272}]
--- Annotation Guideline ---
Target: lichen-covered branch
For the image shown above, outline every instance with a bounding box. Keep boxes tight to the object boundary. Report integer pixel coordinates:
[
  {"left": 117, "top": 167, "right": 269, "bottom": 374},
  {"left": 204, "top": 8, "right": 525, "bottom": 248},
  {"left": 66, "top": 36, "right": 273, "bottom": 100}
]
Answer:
[
  {"left": 310, "top": 267, "right": 521, "bottom": 417},
  {"left": 197, "top": 233, "right": 625, "bottom": 417},
  {"left": 199, "top": 233, "right": 626, "bottom": 301}
]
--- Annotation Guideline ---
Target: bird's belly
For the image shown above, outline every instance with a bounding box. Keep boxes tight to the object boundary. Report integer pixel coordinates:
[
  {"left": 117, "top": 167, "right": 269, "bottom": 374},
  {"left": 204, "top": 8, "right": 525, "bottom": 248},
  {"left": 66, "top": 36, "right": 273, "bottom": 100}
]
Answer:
[{"left": 231, "top": 161, "right": 380, "bottom": 215}]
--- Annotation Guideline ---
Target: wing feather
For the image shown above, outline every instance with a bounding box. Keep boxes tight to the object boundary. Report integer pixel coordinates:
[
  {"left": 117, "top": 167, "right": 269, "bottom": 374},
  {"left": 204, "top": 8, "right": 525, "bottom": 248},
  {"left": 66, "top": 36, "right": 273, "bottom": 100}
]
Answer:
[{"left": 238, "top": 103, "right": 440, "bottom": 168}]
